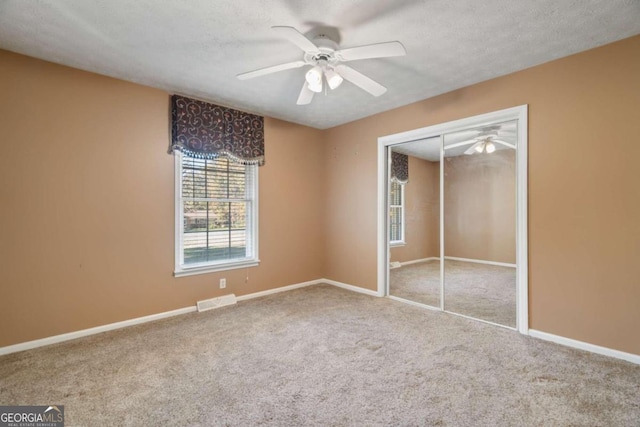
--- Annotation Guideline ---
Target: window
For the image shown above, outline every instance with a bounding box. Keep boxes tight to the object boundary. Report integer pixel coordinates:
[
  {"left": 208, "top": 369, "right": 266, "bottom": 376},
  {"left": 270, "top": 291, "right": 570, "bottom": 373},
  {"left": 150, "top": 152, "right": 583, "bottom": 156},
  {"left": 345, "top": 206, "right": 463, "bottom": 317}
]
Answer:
[
  {"left": 175, "top": 153, "right": 258, "bottom": 277},
  {"left": 389, "top": 181, "right": 405, "bottom": 246}
]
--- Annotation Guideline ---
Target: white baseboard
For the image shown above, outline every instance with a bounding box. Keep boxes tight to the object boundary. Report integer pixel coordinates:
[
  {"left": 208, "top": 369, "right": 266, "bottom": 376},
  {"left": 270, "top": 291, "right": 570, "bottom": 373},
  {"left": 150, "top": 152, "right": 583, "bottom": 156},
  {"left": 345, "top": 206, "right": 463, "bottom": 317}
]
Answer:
[
  {"left": 0, "top": 306, "right": 197, "bottom": 356},
  {"left": 444, "top": 256, "right": 516, "bottom": 268},
  {"left": 399, "top": 257, "right": 440, "bottom": 266},
  {"left": 387, "top": 295, "right": 440, "bottom": 311},
  {"left": 238, "top": 279, "right": 379, "bottom": 300},
  {"left": 236, "top": 279, "right": 322, "bottom": 301},
  {"left": 529, "top": 329, "right": 640, "bottom": 365},
  {"left": 0, "top": 278, "right": 379, "bottom": 356},
  {"left": 322, "top": 279, "right": 382, "bottom": 297}
]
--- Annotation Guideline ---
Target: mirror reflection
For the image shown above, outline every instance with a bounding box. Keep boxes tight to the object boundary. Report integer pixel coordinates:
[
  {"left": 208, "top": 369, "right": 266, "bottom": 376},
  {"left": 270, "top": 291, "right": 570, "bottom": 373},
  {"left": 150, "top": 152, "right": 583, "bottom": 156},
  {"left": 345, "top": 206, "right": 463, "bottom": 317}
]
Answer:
[
  {"left": 387, "top": 120, "right": 518, "bottom": 328},
  {"left": 389, "top": 137, "right": 441, "bottom": 308},
  {"left": 443, "top": 120, "right": 517, "bottom": 327}
]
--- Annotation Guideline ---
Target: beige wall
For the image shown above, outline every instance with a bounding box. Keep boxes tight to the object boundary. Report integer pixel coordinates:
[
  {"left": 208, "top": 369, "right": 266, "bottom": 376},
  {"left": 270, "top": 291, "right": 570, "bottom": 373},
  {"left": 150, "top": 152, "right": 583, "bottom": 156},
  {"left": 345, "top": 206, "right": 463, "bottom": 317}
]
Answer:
[
  {"left": 324, "top": 35, "right": 640, "bottom": 355},
  {"left": 0, "top": 50, "right": 326, "bottom": 347},
  {"left": 444, "top": 149, "right": 516, "bottom": 264},
  {"left": 390, "top": 155, "right": 439, "bottom": 263}
]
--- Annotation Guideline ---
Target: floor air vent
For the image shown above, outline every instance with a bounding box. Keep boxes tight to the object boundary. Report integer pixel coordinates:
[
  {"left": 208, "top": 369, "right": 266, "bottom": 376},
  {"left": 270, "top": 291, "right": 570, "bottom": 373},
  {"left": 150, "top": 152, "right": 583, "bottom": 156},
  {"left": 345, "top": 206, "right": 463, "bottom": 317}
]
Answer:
[{"left": 197, "top": 294, "right": 237, "bottom": 312}]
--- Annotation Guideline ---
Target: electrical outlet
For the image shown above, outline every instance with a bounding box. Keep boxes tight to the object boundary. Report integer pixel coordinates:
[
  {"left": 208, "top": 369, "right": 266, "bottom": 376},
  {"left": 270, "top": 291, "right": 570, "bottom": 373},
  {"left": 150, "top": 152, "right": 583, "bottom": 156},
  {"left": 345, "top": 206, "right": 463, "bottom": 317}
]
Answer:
[{"left": 219, "top": 278, "right": 226, "bottom": 289}]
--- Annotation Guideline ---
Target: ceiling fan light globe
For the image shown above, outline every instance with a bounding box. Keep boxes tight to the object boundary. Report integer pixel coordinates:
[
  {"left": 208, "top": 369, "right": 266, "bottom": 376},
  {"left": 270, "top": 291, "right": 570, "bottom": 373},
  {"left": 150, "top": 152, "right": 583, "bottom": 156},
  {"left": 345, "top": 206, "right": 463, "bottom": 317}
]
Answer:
[
  {"left": 475, "top": 142, "right": 485, "bottom": 153},
  {"left": 305, "top": 66, "right": 323, "bottom": 86},
  {"left": 485, "top": 141, "right": 496, "bottom": 153},
  {"left": 325, "top": 69, "right": 344, "bottom": 90},
  {"left": 308, "top": 81, "right": 323, "bottom": 93}
]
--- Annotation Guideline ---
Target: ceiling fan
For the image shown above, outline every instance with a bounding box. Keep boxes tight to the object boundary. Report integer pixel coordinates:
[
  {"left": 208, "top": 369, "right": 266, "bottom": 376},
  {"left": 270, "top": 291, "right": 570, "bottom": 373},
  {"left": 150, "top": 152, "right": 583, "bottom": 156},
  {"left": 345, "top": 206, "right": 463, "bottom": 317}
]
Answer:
[
  {"left": 237, "top": 26, "right": 406, "bottom": 105},
  {"left": 460, "top": 129, "right": 516, "bottom": 155}
]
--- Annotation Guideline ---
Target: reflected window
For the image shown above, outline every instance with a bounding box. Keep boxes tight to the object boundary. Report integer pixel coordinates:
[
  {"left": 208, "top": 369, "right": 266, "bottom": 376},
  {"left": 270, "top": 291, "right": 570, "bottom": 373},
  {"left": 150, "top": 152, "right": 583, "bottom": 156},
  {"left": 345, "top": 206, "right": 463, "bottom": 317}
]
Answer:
[{"left": 389, "top": 181, "right": 405, "bottom": 245}]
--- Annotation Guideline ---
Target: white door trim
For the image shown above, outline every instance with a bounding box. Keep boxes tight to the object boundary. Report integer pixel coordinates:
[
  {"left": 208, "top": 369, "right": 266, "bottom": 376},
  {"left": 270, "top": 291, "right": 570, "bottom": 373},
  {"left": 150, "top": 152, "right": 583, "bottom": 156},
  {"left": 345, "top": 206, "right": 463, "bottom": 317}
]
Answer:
[{"left": 377, "top": 105, "right": 529, "bottom": 334}]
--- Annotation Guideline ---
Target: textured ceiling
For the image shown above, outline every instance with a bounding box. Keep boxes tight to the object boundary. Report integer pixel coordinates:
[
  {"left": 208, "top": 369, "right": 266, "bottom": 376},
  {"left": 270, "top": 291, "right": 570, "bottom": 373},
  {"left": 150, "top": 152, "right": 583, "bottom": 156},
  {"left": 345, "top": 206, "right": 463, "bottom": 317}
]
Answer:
[
  {"left": 392, "top": 137, "right": 441, "bottom": 162},
  {"left": 0, "top": 0, "right": 639, "bottom": 129}
]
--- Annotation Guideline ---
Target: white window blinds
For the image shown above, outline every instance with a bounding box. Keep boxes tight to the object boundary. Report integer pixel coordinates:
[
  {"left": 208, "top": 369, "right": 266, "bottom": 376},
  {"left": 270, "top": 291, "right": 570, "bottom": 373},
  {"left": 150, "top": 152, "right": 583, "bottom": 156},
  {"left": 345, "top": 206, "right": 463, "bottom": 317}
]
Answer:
[{"left": 175, "top": 154, "right": 258, "bottom": 276}]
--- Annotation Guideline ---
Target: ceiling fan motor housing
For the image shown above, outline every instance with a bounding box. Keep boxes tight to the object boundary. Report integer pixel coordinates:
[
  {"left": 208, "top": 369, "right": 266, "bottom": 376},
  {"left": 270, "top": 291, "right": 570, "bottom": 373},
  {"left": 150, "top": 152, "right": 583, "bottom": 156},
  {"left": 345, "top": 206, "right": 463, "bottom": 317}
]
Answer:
[{"left": 305, "top": 35, "right": 340, "bottom": 66}]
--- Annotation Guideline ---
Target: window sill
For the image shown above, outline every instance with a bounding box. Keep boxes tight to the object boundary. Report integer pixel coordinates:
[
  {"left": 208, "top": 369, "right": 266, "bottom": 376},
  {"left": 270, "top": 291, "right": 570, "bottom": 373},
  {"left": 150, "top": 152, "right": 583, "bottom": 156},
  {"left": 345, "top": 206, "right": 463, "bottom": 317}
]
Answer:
[
  {"left": 389, "top": 241, "right": 406, "bottom": 248},
  {"left": 174, "top": 259, "right": 260, "bottom": 278}
]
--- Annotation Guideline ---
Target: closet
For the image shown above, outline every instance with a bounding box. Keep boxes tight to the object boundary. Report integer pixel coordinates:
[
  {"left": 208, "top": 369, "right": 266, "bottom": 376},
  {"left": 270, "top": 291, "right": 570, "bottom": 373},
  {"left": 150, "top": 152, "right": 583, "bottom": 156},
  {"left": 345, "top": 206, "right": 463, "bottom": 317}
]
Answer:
[{"left": 378, "top": 107, "right": 528, "bottom": 331}]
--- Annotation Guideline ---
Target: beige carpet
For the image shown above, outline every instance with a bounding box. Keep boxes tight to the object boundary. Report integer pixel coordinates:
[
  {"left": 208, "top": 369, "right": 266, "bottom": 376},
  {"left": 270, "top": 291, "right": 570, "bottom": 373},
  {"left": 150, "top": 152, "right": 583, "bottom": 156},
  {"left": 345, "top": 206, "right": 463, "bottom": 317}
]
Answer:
[
  {"left": 1, "top": 285, "right": 638, "bottom": 426},
  {"left": 390, "top": 259, "right": 516, "bottom": 327}
]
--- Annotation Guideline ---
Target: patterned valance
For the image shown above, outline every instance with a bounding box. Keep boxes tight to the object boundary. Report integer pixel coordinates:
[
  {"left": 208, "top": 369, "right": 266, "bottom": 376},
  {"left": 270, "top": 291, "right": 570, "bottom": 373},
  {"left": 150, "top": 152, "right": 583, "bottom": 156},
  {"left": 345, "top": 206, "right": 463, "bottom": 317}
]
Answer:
[
  {"left": 170, "top": 95, "right": 265, "bottom": 165},
  {"left": 391, "top": 152, "right": 408, "bottom": 184}
]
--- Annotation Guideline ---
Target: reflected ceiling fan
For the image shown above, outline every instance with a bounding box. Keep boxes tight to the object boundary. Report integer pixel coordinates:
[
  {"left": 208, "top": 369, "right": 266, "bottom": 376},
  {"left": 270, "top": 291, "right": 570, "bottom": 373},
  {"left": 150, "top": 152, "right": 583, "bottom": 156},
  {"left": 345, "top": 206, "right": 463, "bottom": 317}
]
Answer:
[
  {"left": 237, "top": 26, "right": 406, "bottom": 105},
  {"left": 460, "top": 129, "right": 516, "bottom": 155}
]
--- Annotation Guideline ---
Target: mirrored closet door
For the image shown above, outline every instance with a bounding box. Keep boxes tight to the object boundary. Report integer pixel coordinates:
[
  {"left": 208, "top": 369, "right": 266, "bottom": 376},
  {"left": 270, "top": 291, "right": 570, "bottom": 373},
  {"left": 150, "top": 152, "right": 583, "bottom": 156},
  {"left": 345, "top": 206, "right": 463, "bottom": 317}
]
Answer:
[
  {"left": 388, "top": 137, "right": 441, "bottom": 309},
  {"left": 384, "top": 109, "right": 525, "bottom": 330},
  {"left": 442, "top": 121, "right": 517, "bottom": 328}
]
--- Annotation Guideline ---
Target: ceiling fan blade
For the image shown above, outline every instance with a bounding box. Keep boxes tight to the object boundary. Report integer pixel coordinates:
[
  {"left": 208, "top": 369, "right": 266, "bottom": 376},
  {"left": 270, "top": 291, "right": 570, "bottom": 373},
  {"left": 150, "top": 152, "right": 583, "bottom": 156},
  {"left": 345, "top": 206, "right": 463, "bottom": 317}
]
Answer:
[
  {"left": 464, "top": 140, "right": 484, "bottom": 155},
  {"left": 443, "top": 138, "right": 481, "bottom": 151},
  {"left": 493, "top": 139, "right": 516, "bottom": 149},
  {"left": 455, "top": 138, "right": 480, "bottom": 146},
  {"left": 335, "top": 65, "right": 386, "bottom": 96},
  {"left": 237, "top": 60, "right": 306, "bottom": 80},
  {"left": 336, "top": 41, "right": 406, "bottom": 62},
  {"left": 272, "top": 26, "right": 320, "bottom": 54},
  {"left": 296, "top": 82, "right": 314, "bottom": 105}
]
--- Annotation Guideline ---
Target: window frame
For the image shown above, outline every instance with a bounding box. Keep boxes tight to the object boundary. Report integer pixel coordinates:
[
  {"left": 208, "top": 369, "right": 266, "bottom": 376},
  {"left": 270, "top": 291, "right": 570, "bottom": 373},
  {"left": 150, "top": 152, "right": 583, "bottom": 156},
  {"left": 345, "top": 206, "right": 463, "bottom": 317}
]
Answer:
[
  {"left": 174, "top": 152, "right": 259, "bottom": 277},
  {"left": 389, "top": 180, "right": 405, "bottom": 247}
]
